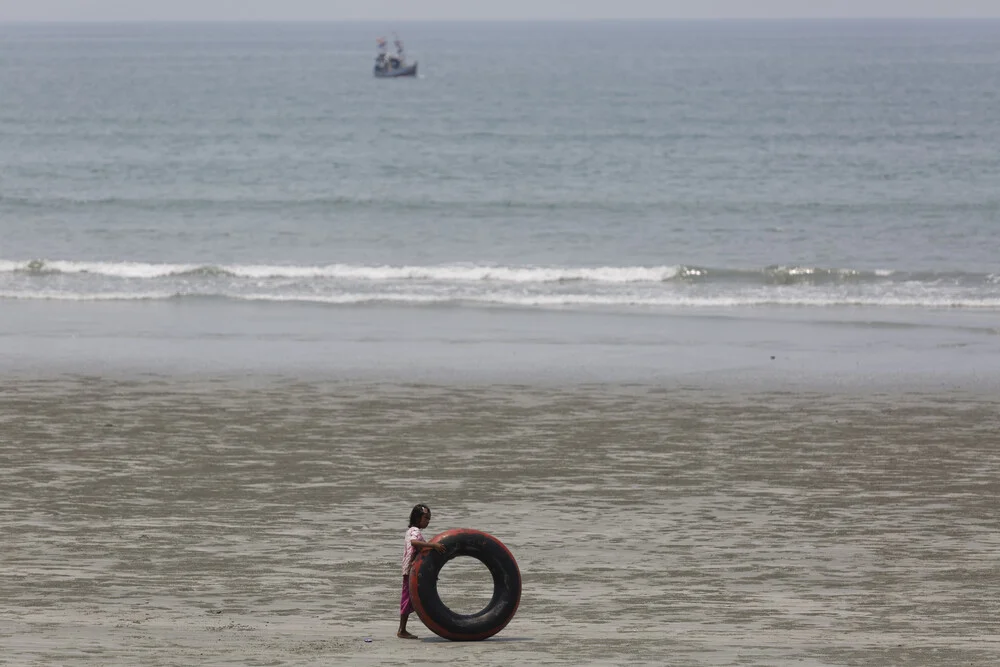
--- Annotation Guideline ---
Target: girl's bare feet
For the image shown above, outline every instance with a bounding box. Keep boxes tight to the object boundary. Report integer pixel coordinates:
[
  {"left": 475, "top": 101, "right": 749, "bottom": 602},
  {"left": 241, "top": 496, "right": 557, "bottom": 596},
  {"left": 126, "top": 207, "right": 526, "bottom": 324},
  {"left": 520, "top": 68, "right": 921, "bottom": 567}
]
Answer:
[{"left": 396, "top": 630, "right": 418, "bottom": 639}]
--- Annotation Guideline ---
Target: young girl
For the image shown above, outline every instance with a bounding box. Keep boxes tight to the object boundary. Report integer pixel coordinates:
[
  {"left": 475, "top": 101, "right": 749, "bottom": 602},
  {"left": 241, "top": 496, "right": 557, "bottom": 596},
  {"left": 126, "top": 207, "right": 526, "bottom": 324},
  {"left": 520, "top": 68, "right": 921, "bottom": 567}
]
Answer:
[{"left": 398, "top": 503, "right": 445, "bottom": 639}]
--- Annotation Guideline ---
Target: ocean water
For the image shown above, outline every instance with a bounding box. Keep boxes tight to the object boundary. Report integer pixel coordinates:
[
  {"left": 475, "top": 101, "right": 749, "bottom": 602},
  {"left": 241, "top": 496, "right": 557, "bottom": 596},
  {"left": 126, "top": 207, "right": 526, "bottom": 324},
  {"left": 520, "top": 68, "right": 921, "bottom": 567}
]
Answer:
[{"left": 1, "top": 20, "right": 999, "bottom": 378}]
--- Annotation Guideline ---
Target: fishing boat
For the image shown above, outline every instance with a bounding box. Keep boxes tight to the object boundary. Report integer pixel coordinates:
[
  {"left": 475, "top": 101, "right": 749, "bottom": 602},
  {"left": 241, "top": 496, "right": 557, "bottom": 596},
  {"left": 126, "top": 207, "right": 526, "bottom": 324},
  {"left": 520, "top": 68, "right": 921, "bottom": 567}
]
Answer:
[{"left": 374, "top": 35, "right": 418, "bottom": 78}]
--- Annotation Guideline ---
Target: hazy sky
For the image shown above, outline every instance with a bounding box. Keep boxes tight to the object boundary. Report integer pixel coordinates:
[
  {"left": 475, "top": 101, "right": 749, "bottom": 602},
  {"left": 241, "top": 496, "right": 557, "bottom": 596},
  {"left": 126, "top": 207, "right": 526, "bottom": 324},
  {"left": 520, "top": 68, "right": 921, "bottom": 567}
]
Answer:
[{"left": 3, "top": 0, "right": 999, "bottom": 22}]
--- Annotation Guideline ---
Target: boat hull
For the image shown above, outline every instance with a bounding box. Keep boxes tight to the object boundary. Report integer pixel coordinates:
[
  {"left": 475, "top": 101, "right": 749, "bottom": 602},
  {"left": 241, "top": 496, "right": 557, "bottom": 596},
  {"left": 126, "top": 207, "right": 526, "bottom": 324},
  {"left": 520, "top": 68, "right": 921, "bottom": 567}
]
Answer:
[{"left": 374, "top": 62, "right": 418, "bottom": 78}]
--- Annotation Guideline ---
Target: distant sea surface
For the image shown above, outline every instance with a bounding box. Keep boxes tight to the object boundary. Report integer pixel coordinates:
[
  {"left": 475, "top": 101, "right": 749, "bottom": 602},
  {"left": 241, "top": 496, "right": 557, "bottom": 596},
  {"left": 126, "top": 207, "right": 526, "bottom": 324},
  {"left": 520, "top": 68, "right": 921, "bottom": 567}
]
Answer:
[{"left": 1, "top": 20, "right": 998, "bottom": 380}]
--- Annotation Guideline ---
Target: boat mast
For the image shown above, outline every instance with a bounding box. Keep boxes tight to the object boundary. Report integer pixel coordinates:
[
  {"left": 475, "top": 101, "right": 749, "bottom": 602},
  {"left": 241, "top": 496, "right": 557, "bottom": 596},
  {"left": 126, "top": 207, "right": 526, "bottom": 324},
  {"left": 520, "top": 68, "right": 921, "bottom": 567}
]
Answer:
[{"left": 393, "top": 33, "right": 404, "bottom": 62}]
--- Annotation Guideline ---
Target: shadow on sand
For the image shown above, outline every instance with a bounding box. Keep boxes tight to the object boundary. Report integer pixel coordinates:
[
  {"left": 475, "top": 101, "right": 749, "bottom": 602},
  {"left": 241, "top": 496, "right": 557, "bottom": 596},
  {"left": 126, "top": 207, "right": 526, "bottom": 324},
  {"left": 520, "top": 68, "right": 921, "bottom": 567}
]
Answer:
[{"left": 420, "top": 636, "right": 534, "bottom": 644}]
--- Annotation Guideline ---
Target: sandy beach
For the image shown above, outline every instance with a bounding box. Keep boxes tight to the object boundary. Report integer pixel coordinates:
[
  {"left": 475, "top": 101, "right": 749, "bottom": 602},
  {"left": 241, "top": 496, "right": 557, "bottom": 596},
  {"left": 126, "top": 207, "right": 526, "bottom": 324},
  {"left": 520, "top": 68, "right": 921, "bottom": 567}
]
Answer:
[{"left": 2, "top": 375, "right": 999, "bottom": 666}]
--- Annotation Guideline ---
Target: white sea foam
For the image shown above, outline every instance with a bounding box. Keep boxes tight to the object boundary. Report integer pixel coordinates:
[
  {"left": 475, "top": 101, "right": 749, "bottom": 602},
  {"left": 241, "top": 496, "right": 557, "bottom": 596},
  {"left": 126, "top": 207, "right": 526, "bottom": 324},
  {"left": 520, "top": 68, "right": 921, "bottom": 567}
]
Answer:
[
  {"left": 184, "top": 262, "right": 682, "bottom": 283},
  {"left": 0, "top": 260, "right": 988, "bottom": 289},
  {"left": 0, "top": 259, "right": 198, "bottom": 279},
  {"left": 0, "top": 285, "right": 998, "bottom": 309},
  {"left": 231, "top": 292, "right": 1000, "bottom": 309},
  {"left": 1, "top": 259, "right": 997, "bottom": 310},
  {"left": 0, "top": 260, "right": 682, "bottom": 283}
]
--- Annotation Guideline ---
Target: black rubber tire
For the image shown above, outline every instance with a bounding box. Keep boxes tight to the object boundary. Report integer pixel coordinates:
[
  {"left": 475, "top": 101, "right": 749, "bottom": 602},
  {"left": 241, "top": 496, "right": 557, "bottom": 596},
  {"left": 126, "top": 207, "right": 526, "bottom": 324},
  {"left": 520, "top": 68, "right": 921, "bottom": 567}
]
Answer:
[{"left": 409, "top": 528, "right": 521, "bottom": 641}]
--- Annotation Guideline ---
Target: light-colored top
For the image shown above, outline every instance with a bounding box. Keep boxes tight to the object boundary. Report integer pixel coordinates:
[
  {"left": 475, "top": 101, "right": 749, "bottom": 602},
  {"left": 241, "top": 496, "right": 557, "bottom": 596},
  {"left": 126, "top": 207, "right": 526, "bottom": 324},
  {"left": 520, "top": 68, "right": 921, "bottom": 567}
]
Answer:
[{"left": 401, "top": 526, "right": 425, "bottom": 575}]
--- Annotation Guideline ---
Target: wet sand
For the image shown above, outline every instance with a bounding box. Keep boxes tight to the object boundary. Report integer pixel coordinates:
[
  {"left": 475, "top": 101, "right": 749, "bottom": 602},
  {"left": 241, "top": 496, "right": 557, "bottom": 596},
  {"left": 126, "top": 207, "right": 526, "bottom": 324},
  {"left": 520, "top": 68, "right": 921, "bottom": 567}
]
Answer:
[{"left": 2, "top": 375, "right": 999, "bottom": 665}]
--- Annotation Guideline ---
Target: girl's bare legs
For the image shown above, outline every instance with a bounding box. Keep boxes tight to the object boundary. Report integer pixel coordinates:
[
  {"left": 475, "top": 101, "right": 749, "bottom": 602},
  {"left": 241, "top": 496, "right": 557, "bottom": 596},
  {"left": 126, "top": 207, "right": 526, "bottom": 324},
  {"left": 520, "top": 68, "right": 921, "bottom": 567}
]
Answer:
[{"left": 397, "top": 614, "right": 417, "bottom": 639}]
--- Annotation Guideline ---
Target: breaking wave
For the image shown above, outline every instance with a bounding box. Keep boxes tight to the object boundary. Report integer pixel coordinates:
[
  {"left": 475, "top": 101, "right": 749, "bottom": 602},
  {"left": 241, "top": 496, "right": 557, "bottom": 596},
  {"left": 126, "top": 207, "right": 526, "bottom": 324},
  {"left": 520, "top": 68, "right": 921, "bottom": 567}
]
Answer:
[{"left": 1, "top": 258, "right": 997, "bottom": 310}]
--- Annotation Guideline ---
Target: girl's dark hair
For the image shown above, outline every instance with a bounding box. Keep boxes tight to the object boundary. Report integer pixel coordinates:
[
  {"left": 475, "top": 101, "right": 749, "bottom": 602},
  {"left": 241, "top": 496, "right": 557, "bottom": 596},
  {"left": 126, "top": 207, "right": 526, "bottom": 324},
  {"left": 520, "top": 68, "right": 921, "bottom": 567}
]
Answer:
[{"left": 408, "top": 504, "right": 430, "bottom": 527}]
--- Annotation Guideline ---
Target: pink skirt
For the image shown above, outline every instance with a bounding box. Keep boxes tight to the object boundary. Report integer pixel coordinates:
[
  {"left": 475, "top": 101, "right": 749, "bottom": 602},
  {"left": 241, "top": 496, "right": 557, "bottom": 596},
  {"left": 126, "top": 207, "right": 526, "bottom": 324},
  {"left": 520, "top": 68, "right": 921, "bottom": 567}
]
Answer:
[{"left": 400, "top": 575, "right": 413, "bottom": 615}]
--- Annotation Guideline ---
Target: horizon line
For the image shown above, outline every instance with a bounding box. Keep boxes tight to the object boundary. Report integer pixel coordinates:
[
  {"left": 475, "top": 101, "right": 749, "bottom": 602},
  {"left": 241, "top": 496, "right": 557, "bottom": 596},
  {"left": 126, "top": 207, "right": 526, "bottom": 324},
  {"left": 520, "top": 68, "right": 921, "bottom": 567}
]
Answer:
[{"left": 3, "top": 17, "right": 1000, "bottom": 24}]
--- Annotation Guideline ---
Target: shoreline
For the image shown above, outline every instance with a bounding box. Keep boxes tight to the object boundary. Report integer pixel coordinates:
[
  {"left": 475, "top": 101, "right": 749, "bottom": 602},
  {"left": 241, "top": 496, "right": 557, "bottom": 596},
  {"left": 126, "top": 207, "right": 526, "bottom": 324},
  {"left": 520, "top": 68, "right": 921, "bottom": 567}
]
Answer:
[{"left": 2, "top": 297, "right": 998, "bottom": 392}]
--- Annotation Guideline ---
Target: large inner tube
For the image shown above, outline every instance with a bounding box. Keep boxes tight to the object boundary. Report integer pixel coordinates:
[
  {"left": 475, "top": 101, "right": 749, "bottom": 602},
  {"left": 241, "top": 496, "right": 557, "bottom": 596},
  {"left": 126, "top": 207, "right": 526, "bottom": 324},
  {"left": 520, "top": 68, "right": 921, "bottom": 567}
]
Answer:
[{"left": 409, "top": 528, "right": 521, "bottom": 641}]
